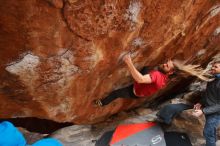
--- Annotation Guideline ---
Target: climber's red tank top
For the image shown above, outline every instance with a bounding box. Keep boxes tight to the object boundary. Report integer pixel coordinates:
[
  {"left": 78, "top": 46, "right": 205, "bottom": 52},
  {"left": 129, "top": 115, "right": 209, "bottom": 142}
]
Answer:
[{"left": 133, "top": 70, "right": 168, "bottom": 97}]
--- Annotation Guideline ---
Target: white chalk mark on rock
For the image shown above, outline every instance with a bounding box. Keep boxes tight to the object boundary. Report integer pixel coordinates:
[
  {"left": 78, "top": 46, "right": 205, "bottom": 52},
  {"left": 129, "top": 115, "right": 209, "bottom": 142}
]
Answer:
[
  {"left": 132, "top": 37, "right": 144, "bottom": 47},
  {"left": 210, "top": 5, "right": 220, "bottom": 17},
  {"left": 6, "top": 53, "right": 40, "bottom": 75},
  {"left": 125, "top": 1, "right": 142, "bottom": 23},
  {"left": 213, "top": 27, "right": 220, "bottom": 36},
  {"left": 196, "top": 49, "right": 206, "bottom": 56}
]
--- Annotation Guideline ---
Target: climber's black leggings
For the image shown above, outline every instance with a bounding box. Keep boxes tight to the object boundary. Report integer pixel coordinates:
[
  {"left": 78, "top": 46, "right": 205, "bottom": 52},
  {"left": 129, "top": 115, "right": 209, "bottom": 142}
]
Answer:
[{"left": 100, "top": 67, "right": 149, "bottom": 106}]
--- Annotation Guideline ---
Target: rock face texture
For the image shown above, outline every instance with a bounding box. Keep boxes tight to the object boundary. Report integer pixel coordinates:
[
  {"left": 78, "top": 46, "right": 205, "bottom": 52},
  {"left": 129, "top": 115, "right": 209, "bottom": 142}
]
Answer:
[{"left": 0, "top": 0, "right": 219, "bottom": 124}]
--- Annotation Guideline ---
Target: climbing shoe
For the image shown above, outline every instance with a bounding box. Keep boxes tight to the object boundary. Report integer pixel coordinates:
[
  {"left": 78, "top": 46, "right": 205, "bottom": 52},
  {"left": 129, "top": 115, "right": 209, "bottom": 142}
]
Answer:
[{"left": 93, "top": 99, "right": 103, "bottom": 107}]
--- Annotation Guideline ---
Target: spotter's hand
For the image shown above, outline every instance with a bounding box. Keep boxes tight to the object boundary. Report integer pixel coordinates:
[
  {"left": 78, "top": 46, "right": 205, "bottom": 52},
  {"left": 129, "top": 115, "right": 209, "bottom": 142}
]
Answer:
[
  {"left": 192, "top": 109, "right": 203, "bottom": 117},
  {"left": 193, "top": 103, "right": 202, "bottom": 110}
]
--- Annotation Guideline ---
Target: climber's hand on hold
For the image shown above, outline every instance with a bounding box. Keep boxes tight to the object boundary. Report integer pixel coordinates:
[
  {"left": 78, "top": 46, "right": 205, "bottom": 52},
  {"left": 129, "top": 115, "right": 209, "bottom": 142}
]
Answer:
[{"left": 123, "top": 54, "right": 132, "bottom": 64}]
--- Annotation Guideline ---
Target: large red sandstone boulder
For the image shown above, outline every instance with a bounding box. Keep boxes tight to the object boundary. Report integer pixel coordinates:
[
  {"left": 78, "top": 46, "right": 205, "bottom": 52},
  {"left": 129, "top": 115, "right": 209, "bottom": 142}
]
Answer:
[{"left": 0, "top": 0, "right": 219, "bottom": 124}]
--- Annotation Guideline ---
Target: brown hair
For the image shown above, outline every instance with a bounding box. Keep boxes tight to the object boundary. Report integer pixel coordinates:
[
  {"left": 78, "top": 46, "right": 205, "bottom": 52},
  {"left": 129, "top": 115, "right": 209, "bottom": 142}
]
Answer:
[
  {"left": 213, "top": 60, "right": 220, "bottom": 64},
  {"left": 173, "top": 59, "right": 210, "bottom": 81}
]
